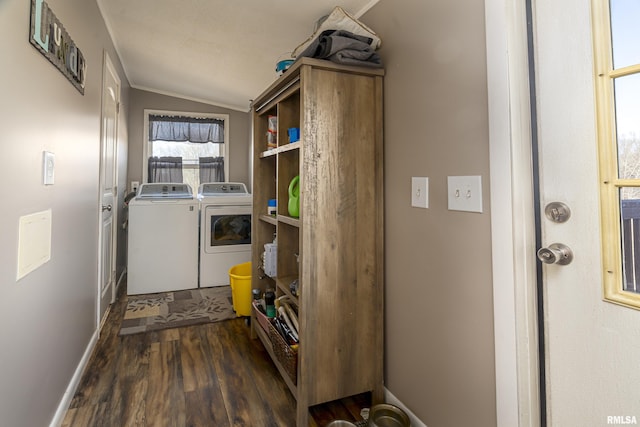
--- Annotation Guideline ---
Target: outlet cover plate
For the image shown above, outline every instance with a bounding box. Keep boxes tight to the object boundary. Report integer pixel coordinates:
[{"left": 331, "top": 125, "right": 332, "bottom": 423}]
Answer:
[{"left": 447, "top": 175, "right": 483, "bottom": 213}]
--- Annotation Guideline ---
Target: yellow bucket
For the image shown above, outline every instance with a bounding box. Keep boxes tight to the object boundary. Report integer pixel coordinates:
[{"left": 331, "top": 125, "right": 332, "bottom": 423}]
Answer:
[{"left": 229, "top": 261, "right": 252, "bottom": 316}]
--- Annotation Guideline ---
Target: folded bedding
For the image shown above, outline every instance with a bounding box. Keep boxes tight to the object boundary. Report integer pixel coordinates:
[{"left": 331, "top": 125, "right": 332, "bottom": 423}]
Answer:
[
  {"left": 292, "top": 6, "right": 381, "bottom": 58},
  {"left": 295, "top": 29, "right": 382, "bottom": 68}
]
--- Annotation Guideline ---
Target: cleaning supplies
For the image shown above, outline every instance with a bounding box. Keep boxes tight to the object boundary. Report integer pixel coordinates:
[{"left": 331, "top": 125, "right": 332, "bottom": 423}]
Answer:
[
  {"left": 288, "top": 175, "right": 300, "bottom": 218},
  {"left": 267, "top": 198, "right": 277, "bottom": 216},
  {"left": 265, "top": 288, "right": 276, "bottom": 318}
]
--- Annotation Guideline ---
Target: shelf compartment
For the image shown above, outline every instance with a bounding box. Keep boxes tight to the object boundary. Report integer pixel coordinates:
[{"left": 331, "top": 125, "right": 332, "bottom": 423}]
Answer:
[
  {"left": 254, "top": 103, "right": 278, "bottom": 153},
  {"left": 277, "top": 148, "right": 300, "bottom": 217},
  {"left": 255, "top": 79, "right": 300, "bottom": 116},
  {"left": 277, "top": 221, "right": 299, "bottom": 281},
  {"left": 252, "top": 304, "right": 298, "bottom": 397},
  {"left": 277, "top": 90, "right": 300, "bottom": 148},
  {"left": 276, "top": 275, "right": 299, "bottom": 305},
  {"left": 253, "top": 214, "right": 276, "bottom": 293}
]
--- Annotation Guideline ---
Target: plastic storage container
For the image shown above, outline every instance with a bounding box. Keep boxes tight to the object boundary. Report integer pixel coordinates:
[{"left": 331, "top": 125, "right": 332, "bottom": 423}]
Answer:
[
  {"left": 229, "top": 261, "right": 252, "bottom": 316},
  {"left": 263, "top": 243, "right": 277, "bottom": 277}
]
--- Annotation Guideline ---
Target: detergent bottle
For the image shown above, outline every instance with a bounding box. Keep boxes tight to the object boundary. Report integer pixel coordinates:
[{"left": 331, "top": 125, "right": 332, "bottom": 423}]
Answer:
[{"left": 288, "top": 175, "right": 300, "bottom": 218}]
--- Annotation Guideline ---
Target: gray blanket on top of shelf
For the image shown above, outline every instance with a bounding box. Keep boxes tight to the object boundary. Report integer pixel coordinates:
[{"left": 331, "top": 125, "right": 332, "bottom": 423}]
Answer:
[{"left": 295, "top": 29, "right": 382, "bottom": 68}]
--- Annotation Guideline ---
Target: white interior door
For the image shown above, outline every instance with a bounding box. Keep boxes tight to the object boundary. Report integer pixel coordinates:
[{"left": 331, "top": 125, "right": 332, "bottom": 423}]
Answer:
[
  {"left": 98, "top": 52, "right": 120, "bottom": 325},
  {"left": 534, "top": 0, "right": 640, "bottom": 424}
]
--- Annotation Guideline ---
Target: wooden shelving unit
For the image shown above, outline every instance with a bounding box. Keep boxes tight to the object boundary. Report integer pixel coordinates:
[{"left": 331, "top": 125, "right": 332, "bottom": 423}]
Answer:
[{"left": 250, "top": 58, "right": 385, "bottom": 426}]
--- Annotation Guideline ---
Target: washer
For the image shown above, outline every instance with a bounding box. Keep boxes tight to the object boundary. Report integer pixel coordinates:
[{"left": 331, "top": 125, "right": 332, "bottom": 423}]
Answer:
[
  {"left": 127, "top": 183, "right": 199, "bottom": 295},
  {"left": 198, "top": 182, "right": 252, "bottom": 287}
]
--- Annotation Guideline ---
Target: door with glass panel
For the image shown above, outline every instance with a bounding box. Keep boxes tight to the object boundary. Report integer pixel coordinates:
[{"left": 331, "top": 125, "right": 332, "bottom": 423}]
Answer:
[{"left": 535, "top": 0, "right": 640, "bottom": 424}]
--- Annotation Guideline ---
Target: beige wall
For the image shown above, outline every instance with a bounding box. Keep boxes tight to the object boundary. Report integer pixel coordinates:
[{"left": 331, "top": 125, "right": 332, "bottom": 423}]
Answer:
[
  {"left": 127, "top": 89, "right": 251, "bottom": 191},
  {"left": 363, "top": 1, "right": 497, "bottom": 425},
  {"left": 0, "top": 0, "right": 129, "bottom": 425}
]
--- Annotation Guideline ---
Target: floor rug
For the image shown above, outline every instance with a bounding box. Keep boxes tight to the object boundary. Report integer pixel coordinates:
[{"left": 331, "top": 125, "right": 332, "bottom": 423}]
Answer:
[{"left": 119, "top": 286, "right": 236, "bottom": 336}]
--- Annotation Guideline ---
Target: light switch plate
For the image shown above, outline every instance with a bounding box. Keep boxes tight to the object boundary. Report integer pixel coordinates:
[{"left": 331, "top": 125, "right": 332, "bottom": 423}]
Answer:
[
  {"left": 43, "top": 151, "right": 55, "bottom": 185},
  {"left": 447, "top": 175, "right": 483, "bottom": 213},
  {"left": 411, "top": 177, "right": 429, "bottom": 208}
]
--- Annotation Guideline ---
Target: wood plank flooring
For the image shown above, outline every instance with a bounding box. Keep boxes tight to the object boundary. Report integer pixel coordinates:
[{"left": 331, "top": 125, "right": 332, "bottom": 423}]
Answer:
[{"left": 62, "top": 282, "right": 369, "bottom": 427}]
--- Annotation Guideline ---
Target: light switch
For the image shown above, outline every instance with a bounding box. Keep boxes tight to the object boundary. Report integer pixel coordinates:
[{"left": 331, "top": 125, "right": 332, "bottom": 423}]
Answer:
[
  {"left": 411, "top": 177, "right": 429, "bottom": 208},
  {"left": 43, "top": 151, "right": 55, "bottom": 185},
  {"left": 447, "top": 175, "right": 483, "bottom": 213}
]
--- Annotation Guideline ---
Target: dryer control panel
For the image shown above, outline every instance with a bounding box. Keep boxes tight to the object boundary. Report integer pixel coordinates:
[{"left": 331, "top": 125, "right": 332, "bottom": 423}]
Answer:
[{"left": 198, "top": 182, "right": 248, "bottom": 196}]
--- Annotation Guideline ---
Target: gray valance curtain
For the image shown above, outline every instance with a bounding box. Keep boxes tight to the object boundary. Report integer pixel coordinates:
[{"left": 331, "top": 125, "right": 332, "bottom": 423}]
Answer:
[
  {"left": 148, "top": 157, "right": 183, "bottom": 183},
  {"left": 199, "top": 157, "right": 225, "bottom": 183},
  {"left": 149, "top": 115, "right": 224, "bottom": 143}
]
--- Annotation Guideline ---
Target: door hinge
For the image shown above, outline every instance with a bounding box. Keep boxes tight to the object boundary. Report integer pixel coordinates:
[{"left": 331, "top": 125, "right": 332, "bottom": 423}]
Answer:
[{"left": 116, "top": 102, "right": 120, "bottom": 114}]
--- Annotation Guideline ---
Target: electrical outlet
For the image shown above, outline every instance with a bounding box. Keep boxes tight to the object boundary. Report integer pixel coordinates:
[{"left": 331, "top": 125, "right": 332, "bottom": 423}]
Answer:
[
  {"left": 411, "top": 177, "right": 429, "bottom": 208},
  {"left": 131, "top": 181, "right": 139, "bottom": 193},
  {"left": 447, "top": 176, "right": 483, "bottom": 213}
]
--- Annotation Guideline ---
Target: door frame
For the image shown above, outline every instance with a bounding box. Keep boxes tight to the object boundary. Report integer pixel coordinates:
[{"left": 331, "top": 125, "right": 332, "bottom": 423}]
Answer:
[
  {"left": 97, "top": 50, "right": 120, "bottom": 327},
  {"left": 485, "top": 0, "right": 541, "bottom": 425}
]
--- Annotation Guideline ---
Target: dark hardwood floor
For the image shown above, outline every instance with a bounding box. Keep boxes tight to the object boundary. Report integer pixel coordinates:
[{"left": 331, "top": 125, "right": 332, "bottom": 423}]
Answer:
[{"left": 62, "top": 282, "right": 369, "bottom": 426}]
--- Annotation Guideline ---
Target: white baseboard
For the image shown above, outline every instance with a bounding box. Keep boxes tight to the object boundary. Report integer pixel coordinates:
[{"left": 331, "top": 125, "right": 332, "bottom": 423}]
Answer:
[
  {"left": 51, "top": 270, "right": 125, "bottom": 426},
  {"left": 384, "top": 388, "right": 428, "bottom": 427},
  {"left": 48, "top": 329, "right": 100, "bottom": 427}
]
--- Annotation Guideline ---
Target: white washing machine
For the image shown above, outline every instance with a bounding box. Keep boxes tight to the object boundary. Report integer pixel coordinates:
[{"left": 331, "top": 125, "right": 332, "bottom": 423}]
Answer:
[
  {"left": 127, "top": 183, "right": 199, "bottom": 295},
  {"left": 198, "top": 182, "right": 252, "bottom": 287}
]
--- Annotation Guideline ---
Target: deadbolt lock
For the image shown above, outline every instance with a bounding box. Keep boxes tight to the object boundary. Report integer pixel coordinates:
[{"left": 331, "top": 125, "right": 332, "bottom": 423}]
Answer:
[{"left": 544, "top": 202, "right": 571, "bottom": 223}]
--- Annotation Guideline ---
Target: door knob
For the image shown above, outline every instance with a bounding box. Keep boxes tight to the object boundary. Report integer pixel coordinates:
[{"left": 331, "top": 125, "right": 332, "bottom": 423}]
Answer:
[
  {"left": 102, "top": 204, "right": 112, "bottom": 212},
  {"left": 537, "top": 243, "right": 573, "bottom": 265}
]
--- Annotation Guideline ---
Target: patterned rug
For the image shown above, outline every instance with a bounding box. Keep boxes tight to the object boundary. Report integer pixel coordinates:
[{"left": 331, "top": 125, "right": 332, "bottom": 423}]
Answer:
[{"left": 119, "top": 286, "right": 236, "bottom": 336}]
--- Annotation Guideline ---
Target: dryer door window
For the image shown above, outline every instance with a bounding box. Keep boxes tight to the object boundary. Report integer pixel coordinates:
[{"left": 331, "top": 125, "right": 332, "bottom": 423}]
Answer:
[
  {"left": 203, "top": 205, "right": 252, "bottom": 254},
  {"left": 210, "top": 213, "right": 251, "bottom": 246}
]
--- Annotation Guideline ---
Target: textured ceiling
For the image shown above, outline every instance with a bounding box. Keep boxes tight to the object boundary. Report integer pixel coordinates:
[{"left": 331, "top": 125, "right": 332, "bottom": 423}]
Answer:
[{"left": 97, "top": 0, "right": 378, "bottom": 111}]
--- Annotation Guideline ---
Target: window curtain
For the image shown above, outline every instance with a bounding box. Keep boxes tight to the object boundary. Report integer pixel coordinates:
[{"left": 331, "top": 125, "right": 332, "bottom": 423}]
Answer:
[
  {"left": 199, "top": 157, "right": 225, "bottom": 183},
  {"left": 149, "top": 115, "right": 224, "bottom": 143},
  {"left": 148, "top": 156, "right": 183, "bottom": 183}
]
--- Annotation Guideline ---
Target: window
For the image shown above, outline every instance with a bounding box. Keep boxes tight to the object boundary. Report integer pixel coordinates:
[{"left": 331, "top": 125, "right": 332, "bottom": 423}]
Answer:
[
  {"left": 593, "top": 0, "right": 640, "bottom": 308},
  {"left": 143, "top": 110, "right": 229, "bottom": 192}
]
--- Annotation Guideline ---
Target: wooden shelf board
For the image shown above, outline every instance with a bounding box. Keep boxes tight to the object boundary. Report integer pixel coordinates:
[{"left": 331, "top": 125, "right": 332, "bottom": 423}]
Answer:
[
  {"left": 259, "top": 214, "right": 278, "bottom": 225},
  {"left": 279, "top": 141, "right": 301, "bottom": 154},
  {"left": 259, "top": 148, "right": 278, "bottom": 159},
  {"left": 278, "top": 215, "right": 300, "bottom": 228},
  {"left": 259, "top": 141, "right": 301, "bottom": 158}
]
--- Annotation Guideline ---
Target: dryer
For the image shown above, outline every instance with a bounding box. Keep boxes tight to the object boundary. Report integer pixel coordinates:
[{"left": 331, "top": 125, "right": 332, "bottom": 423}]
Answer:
[
  {"left": 198, "top": 182, "right": 252, "bottom": 287},
  {"left": 127, "top": 183, "right": 199, "bottom": 295}
]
